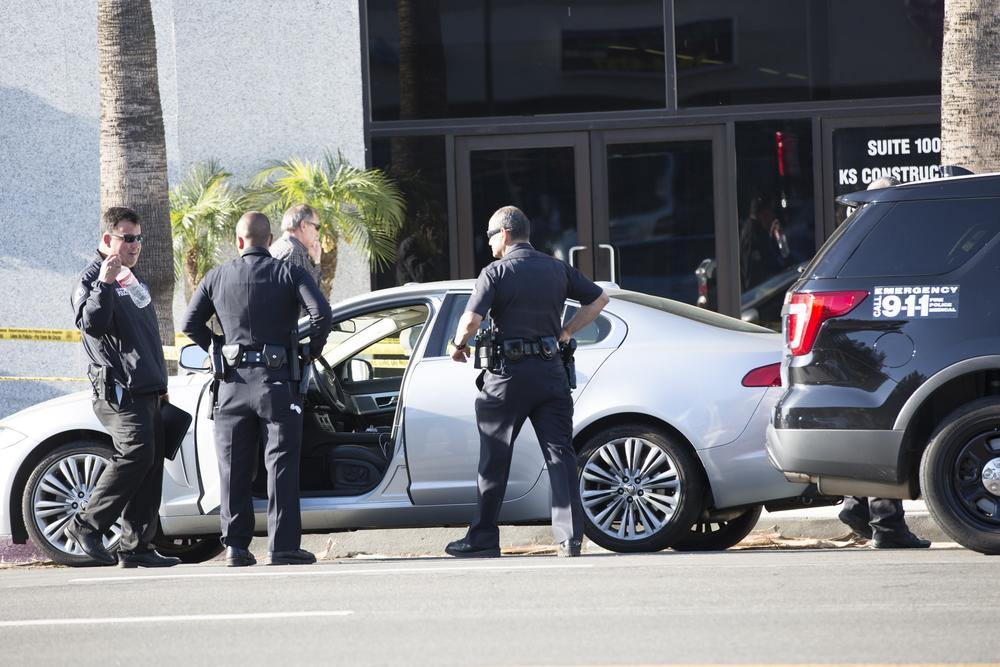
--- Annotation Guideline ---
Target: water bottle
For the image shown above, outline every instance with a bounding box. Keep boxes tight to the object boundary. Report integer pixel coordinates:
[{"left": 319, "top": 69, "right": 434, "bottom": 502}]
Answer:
[{"left": 116, "top": 266, "right": 152, "bottom": 308}]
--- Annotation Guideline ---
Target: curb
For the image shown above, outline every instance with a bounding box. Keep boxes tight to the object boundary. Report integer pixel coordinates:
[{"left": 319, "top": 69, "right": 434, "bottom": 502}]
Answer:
[{"left": 0, "top": 513, "right": 953, "bottom": 565}]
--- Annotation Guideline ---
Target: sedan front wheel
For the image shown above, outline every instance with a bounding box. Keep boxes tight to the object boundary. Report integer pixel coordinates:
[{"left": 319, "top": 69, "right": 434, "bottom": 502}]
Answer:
[
  {"left": 577, "top": 424, "right": 703, "bottom": 553},
  {"left": 22, "top": 441, "right": 122, "bottom": 566}
]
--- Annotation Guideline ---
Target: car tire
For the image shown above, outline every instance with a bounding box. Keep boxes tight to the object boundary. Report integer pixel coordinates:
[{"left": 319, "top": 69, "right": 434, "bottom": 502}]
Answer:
[
  {"left": 151, "top": 534, "right": 225, "bottom": 563},
  {"left": 577, "top": 424, "right": 703, "bottom": 553},
  {"left": 671, "top": 504, "right": 763, "bottom": 552},
  {"left": 920, "top": 397, "right": 1000, "bottom": 555},
  {"left": 22, "top": 440, "right": 122, "bottom": 566}
]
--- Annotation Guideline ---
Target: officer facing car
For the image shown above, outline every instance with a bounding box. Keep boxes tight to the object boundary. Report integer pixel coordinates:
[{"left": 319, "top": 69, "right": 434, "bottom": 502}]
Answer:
[
  {"left": 182, "top": 212, "right": 332, "bottom": 567},
  {"left": 67, "top": 206, "right": 181, "bottom": 568},
  {"left": 446, "top": 206, "right": 610, "bottom": 558}
]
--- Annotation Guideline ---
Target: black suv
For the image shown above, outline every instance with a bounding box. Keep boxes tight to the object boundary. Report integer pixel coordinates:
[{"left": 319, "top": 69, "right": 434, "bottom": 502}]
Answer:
[{"left": 766, "top": 174, "right": 1000, "bottom": 554}]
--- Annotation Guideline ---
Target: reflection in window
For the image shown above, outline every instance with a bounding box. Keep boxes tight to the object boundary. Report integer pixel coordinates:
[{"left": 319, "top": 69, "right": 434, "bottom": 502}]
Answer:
[
  {"left": 735, "top": 120, "right": 815, "bottom": 330},
  {"left": 606, "top": 140, "right": 715, "bottom": 305},
  {"left": 371, "top": 137, "right": 450, "bottom": 289},
  {"left": 675, "top": 0, "right": 942, "bottom": 106},
  {"left": 367, "top": 0, "right": 666, "bottom": 120}
]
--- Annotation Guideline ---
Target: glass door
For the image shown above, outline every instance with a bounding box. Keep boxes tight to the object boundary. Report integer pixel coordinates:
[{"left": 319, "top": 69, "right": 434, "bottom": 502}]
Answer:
[
  {"left": 455, "top": 133, "right": 595, "bottom": 277},
  {"left": 592, "top": 126, "right": 737, "bottom": 314}
]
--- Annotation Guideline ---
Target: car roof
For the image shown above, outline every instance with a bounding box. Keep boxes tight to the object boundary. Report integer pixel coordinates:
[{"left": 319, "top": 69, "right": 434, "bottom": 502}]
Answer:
[{"left": 837, "top": 172, "right": 1000, "bottom": 207}]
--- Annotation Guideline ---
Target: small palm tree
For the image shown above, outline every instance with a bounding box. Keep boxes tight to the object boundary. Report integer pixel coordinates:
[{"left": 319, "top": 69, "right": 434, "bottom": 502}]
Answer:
[
  {"left": 248, "top": 153, "right": 406, "bottom": 296},
  {"left": 169, "top": 160, "right": 243, "bottom": 299}
]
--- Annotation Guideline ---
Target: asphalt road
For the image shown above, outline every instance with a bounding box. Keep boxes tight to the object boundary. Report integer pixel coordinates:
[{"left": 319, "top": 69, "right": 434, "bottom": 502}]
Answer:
[{"left": 0, "top": 547, "right": 996, "bottom": 667}]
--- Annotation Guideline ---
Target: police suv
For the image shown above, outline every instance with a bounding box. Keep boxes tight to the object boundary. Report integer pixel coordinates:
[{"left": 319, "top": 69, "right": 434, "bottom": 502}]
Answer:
[{"left": 766, "top": 172, "right": 1000, "bottom": 554}]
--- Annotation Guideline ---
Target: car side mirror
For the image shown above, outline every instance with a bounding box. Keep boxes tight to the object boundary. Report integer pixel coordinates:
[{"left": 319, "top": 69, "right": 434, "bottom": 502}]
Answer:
[
  {"left": 178, "top": 344, "right": 210, "bottom": 372},
  {"left": 334, "top": 320, "right": 357, "bottom": 333},
  {"left": 347, "top": 359, "right": 373, "bottom": 382}
]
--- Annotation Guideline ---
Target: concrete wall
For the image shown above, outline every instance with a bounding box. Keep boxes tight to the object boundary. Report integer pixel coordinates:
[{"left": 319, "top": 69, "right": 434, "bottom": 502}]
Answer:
[{"left": 0, "top": 0, "right": 366, "bottom": 419}]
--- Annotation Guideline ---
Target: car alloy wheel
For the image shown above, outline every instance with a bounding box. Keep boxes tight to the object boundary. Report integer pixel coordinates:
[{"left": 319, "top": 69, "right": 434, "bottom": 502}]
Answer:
[
  {"left": 577, "top": 424, "right": 703, "bottom": 553},
  {"left": 22, "top": 441, "right": 122, "bottom": 565}
]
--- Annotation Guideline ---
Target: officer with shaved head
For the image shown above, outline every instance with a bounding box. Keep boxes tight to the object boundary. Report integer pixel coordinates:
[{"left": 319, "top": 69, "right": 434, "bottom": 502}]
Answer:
[{"left": 182, "top": 211, "right": 331, "bottom": 567}]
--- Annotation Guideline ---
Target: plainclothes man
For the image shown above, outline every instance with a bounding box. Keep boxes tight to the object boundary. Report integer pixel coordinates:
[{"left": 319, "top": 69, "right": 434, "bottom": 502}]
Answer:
[
  {"left": 182, "top": 212, "right": 332, "bottom": 566},
  {"left": 269, "top": 203, "right": 322, "bottom": 284},
  {"left": 68, "top": 206, "right": 180, "bottom": 568},
  {"left": 446, "top": 206, "right": 609, "bottom": 558}
]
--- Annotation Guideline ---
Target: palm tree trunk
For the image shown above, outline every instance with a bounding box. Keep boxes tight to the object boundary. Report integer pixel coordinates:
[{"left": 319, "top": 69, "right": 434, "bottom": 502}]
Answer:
[
  {"left": 941, "top": 0, "right": 1000, "bottom": 172},
  {"left": 98, "top": 0, "right": 174, "bottom": 346},
  {"left": 319, "top": 241, "right": 339, "bottom": 299}
]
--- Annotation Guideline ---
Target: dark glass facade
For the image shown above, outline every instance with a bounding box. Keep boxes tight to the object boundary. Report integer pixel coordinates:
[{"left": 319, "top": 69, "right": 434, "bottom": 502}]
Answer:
[{"left": 363, "top": 0, "right": 944, "bottom": 329}]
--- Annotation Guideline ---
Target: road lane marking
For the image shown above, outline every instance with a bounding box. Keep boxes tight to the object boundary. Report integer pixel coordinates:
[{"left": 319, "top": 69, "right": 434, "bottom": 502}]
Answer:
[
  {"left": 70, "top": 562, "right": 594, "bottom": 585},
  {"left": 0, "top": 610, "right": 353, "bottom": 628}
]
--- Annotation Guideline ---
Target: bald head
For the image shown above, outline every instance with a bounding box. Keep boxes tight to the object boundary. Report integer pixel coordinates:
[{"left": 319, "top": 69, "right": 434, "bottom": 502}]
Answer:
[{"left": 236, "top": 211, "right": 272, "bottom": 248}]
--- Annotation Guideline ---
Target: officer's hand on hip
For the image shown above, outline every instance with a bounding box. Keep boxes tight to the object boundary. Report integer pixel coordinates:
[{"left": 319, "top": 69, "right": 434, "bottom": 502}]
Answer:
[
  {"left": 99, "top": 254, "right": 122, "bottom": 284},
  {"left": 451, "top": 344, "right": 470, "bottom": 363},
  {"left": 559, "top": 327, "right": 572, "bottom": 344}
]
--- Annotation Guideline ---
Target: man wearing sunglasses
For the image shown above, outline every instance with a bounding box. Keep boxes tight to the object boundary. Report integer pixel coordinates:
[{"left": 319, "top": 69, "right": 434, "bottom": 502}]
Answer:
[
  {"left": 269, "top": 204, "right": 323, "bottom": 285},
  {"left": 67, "top": 206, "right": 180, "bottom": 568}
]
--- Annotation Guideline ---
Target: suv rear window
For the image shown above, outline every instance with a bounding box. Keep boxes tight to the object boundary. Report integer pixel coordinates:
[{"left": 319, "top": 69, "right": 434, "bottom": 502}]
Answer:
[
  {"left": 839, "top": 198, "right": 1000, "bottom": 278},
  {"left": 611, "top": 291, "right": 772, "bottom": 333}
]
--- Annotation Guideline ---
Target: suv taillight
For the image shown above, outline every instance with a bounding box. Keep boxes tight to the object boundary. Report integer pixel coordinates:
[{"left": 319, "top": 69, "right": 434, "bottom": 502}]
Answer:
[{"left": 786, "top": 290, "right": 868, "bottom": 356}]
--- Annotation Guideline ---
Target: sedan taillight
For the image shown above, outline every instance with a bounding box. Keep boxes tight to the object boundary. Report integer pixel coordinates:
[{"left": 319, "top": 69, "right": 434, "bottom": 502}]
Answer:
[
  {"left": 742, "top": 362, "right": 782, "bottom": 387},
  {"left": 786, "top": 290, "right": 868, "bottom": 356}
]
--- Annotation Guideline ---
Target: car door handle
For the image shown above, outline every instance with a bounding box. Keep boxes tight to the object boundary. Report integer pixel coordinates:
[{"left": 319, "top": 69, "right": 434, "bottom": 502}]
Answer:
[
  {"left": 598, "top": 244, "right": 617, "bottom": 283},
  {"left": 568, "top": 245, "right": 587, "bottom": 268}
]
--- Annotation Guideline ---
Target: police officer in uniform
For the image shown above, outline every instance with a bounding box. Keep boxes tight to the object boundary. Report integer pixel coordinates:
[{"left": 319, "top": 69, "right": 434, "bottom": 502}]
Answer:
[
  {"left": 445, "top": 206, "right": 609, "bottom": 558},
  {"left": 67, "top": 206, "right": 181, "bottom": 568},
  {"left": 182, "top": 212, "right": 332, "bottom": 566}
]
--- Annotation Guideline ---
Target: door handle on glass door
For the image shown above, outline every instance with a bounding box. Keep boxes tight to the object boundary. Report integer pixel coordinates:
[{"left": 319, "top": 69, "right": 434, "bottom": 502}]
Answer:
[{"left": 568, "top": 245, "right": 587, "bottom": 268}]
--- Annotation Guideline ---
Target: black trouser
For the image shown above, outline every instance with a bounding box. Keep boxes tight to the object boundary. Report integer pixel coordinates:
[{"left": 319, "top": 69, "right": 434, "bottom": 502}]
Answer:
[
  {"left": 467, "top": 356, "right": 583, "bottom": 548},
  {"left": 842, "top": 496, "right": 907, "bottom": 536},
  {"left": 214, "top": 365, "right": 304, "bottom": 552},
  {"left": 76, "top": 391, "right": 165, "bottom": 554}
]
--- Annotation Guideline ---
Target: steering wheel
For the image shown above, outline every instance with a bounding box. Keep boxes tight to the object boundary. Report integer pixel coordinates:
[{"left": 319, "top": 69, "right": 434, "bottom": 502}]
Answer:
[{"left": 312, "top": 360, "right": 349, "bottom": 414}]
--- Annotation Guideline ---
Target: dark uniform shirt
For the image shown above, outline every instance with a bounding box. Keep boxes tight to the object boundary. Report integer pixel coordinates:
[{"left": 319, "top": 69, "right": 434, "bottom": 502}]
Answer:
[
  {"left": 72, "top": 252, "right": 168, "bottom": 394},
  {"left": 181, "top": 246, "right": 332, "bottom": 356},
  {"left": 467, "top": 243, "right": 603, "bottom": 339}
]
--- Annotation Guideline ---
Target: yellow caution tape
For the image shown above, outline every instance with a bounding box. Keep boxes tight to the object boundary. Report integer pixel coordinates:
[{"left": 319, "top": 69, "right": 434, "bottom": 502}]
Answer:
[
  {"left": 0, "top": 376, "right": 88, "bottom": 382},
  {"left": 0, "top": 328, "right": 81, "bottom": 342}
]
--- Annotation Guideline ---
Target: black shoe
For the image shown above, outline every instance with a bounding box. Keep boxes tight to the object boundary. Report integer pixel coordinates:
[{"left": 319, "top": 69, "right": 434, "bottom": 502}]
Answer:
[
  {"left": 445, "top": 538, "right": 501, "bottom": 558},
  {"left": 65, "top": 520, "right": 116, "bottom": 566},
  {"left": 266, "top": 549, "right": 316, "bottom": 566},
  {"left": 838, "top": 510, "right": 873, "bottom": 540},
  {"left": 225, "top": 546, "right": 257, "bottom": 567},
  {"left": 872, "top": 530, "right": 931, "bottom": 549},
  {"left": 118, "top": 550, "right": 182, "bottom": 569},
  {"left": 557, "top": 539, "right": 582, "bottom": 557}
]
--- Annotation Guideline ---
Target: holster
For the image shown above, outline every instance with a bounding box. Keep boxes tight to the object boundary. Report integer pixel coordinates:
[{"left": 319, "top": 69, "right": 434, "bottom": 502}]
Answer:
[
  {"left": 221, "top": 344, "right": 243, "bottom": 369},
  {"left": 560, "top": 338, "right": 578, "bottom": 390},
  {"left": 209, "top": 338, "right": 225, "bottom": 380},
  {"left": 87, "top": 364, "right": 116, "bottom": 402}
]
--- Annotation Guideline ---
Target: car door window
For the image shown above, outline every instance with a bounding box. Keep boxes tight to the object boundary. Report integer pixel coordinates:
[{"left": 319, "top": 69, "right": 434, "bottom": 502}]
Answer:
[{"left": 350, "top": 324, "right": 424, "bottom": 380}]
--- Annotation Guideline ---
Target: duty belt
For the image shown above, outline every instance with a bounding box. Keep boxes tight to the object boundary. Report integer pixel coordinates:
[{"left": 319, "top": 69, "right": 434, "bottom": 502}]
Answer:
[
  {"left": 222, "top": 343, "right": 289, "bottom": 370},
  {"left": 500, "top": 336, "right": 559, "bottom": 363}
]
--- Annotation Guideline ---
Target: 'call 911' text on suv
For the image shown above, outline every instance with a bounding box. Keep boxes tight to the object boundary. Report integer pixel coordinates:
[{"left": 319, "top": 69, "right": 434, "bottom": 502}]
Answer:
[{"left": 766, "top": 173, "right": 1000, "bottom": 554}]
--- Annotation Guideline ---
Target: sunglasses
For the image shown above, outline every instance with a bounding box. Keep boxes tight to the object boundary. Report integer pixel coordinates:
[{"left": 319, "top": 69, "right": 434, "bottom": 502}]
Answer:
[
  {"left": 110, "top": 233, "right": 144, "bottom": 244},
  {"left": 487, "top": 227, "right": 504, "bottom": 239}
]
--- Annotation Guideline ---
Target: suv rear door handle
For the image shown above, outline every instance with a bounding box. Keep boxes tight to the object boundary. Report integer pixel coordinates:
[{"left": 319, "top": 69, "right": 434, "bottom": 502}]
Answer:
[
  {"left": 568, "top": 245, "right": 587, "bottom": 268},
  {"left": 598, "top": 243, "right": 617, "bottom": 283}
]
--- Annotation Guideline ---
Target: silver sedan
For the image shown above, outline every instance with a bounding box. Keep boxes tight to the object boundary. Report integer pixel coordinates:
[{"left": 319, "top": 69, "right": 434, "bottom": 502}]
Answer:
[{"left": 0, "top": 281, "right": 826, "bottom": 565}]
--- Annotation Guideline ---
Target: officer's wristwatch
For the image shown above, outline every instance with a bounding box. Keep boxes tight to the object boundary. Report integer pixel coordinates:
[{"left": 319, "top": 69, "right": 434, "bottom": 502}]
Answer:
[{"left": 452, "top": 339, "right": 468, "bottom": 351}]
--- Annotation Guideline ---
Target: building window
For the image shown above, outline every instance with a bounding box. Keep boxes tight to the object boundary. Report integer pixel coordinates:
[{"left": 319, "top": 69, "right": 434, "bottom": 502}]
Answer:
[
  {"left": 736, "top": 119, "right": 815, "bottom": 330},
  {"left": 366, "top": 0, "right": 666, "bottom": 121},
  {"left": 675, "top": 0, "right": 943, "bottom": 107},
  {"left": 370, "top": 136, "right": 451, "bottom": 289}
]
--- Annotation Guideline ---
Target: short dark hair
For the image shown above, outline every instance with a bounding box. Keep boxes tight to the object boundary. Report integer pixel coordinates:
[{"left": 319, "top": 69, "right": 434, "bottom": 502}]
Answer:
[
  {"left": 236, "top": 211, "right": 272, "bottom": 247},
  {"left": 281, "top": 204, "right": 318, "bottom": 231},
  {"left": 488, "top": 206, "right": 531, "bottom": 241},
  {"left": 748, "top": 194, "right": 776, "bottom": 219},
  {"left": 102, "top": 207, "right": 139, "bottom": 234}
]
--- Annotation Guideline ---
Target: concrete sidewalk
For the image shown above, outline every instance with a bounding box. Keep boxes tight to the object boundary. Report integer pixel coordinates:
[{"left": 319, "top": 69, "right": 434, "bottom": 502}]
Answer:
[{"left": 1, "top": 500, "right": 949, "bottom": 564}]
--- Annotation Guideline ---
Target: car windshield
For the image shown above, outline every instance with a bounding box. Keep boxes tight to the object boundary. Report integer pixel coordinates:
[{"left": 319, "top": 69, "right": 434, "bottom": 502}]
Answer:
[{"left": 611, "top": 290, "right": 772, "bottom": 333}]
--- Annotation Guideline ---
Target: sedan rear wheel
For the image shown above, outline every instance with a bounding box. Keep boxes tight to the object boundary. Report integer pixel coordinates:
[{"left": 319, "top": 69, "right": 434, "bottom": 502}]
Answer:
[
  {"left": 22, "top": 441, "right": 122, "bottom": 566},
  {"left": 577, "top": 424, "right": 703, "bottom": 553},
  {"left": 671, "top": 504, "right": 762, "bottom": 552}
]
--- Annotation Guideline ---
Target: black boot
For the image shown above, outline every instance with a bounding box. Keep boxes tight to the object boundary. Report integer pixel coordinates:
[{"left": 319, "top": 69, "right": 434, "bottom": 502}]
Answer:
[
  {"left": 118, "top": 550, "right": 182, "bottom": 568},
  {"left": 872, "top": 530, "right": 931, "bottom": 549},
  {"left": 445, "top": 538, "right": 500, "bottom": 558},
  {"left": 557, "top": 539, "right": 582, "bottom": 557},
  {"left": 837, "top": 509, "right": 873, "bottom": 540},
  {"left": 266, "top": 549, "right": 316, "bottom": 566},
  {"left": 225, "top": 546, "right": 257, "bottom": 567}
]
